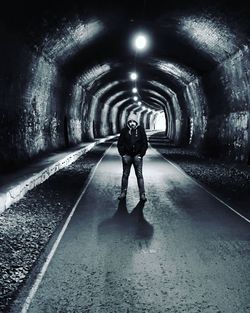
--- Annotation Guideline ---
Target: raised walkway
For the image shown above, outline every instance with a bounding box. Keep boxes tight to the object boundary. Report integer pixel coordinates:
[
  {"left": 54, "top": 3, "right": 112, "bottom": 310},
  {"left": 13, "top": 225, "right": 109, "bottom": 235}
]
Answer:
[{"left": 0, "top": 135, "right": 117, "bottom": 214}]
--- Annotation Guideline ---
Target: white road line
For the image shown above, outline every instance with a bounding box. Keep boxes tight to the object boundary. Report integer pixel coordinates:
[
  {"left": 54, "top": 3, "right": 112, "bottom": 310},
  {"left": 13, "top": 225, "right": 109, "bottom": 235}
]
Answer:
[
  {"left": 21, "top": 143, "right": 114, "bottom": 313},
  {"left": 149, "top": 142, "right": 250, "bottom": 225}
]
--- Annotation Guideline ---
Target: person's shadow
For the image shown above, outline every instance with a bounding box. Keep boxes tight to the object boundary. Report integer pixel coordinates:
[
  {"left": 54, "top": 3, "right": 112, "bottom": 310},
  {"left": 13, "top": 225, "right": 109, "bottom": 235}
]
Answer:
[{"left": 98, "top": 199, "right": 154, "bottom": 241}]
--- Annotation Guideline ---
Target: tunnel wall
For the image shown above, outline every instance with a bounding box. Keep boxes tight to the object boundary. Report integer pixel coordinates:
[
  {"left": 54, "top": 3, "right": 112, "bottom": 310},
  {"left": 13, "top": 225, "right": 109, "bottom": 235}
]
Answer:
[
  {"left": 67, "top": 83, "right": 87, "bottom": 144},
  {"left": 100, "top": 104, "right": 110, "bottom": 137},
  {"left": 202, "top": 45, "right": 250, "bottom": 162},
  {"left": 182, "top": 78, "right": 208, "bottom": 149},
  {"left": 169, "top": 93, "right": 183, "bottom": 146},
  {"left": 165, "top": 102, "right": 174, "bottom": 139},
  {"left": 79, "top": 91, "right": 94, "bottom": 141},
  {"left": 68, "top": 82, "right": 106, "bottom": 142},
  {"left": 1, "top": 27, "right": 249, "bottom": 169},
  {"left": 0, "top": 29, "right": 69, "bottom": 171}
]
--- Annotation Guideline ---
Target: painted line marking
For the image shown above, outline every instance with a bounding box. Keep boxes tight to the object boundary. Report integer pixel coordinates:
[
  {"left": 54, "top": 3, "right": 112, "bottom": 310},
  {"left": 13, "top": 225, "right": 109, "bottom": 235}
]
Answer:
[
  {"left": 149, "top": 141, "right": 250, "bottom": 225},
  {"left": 21, "top": 143, "right": 114, "bottom": 313}
]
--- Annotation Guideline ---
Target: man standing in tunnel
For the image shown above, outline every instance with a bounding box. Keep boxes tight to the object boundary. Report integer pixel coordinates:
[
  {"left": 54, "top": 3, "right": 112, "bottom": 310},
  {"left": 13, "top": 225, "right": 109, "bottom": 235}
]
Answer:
[{"left": 117, "top": 112, "right": 148, "bottom": 201}]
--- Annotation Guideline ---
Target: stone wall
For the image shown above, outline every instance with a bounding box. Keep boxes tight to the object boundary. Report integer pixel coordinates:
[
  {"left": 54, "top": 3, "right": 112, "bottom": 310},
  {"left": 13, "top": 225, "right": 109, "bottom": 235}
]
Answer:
[
  {"left": 0, "top": 29, "right": 69, "bottom": 171},
  {"left": 202, "top": 45, "right": 250, "bottom": 162}
]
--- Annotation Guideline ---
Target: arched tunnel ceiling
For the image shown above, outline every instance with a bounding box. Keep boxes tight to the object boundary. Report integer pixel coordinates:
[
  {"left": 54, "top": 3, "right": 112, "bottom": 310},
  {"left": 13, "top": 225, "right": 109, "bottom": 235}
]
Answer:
[
  {"left": 1, "top": 0, "right": 249, "bottom": 121},
  {"left": 102, "top": 89, "right": 163, "bottom": 111},
  {"left": 1, "top": 0, "right": 249, "bottom": 77},
  {"left": 86, "top": 78, "right": 169, "bottom": 113},
  {"left": 88, "top": 73, "right": 178, "bottom": 107},
  {"left": 0, "top": 0, "right": 249, "bottom": 167},
  {"left": 80, "top": 60, "right": 196, "bottom": 113},
  {"left": 85, "top": 59, "right": 197, "bottom": 90},
  {"left": 92, "top": 79, "right": 166, "bottom": 107}
]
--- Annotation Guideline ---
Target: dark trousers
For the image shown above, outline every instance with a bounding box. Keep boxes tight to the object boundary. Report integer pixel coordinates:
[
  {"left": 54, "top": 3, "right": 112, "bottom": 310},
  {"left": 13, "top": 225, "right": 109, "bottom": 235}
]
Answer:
[{"left": 121, "top": 155, "right": 145, "bottom": 195}]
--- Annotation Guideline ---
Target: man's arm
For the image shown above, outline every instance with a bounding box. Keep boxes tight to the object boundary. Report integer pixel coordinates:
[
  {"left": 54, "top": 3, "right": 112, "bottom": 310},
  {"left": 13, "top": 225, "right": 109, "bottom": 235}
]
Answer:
[
  {"left": 140, "top": 127, "right": 148, "bottom": 157},
  {"left": 117, "top": 129, "right": 126, "bottom": 156}
]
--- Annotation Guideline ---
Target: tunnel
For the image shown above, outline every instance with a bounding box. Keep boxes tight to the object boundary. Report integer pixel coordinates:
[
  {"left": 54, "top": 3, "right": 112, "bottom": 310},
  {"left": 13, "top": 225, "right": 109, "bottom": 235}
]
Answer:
[
  {"left": 0, "top": 0, "right": 250, "bottom": 312},
  {"left": 0, "top": 0, "right": 249, "bottom": 170}
]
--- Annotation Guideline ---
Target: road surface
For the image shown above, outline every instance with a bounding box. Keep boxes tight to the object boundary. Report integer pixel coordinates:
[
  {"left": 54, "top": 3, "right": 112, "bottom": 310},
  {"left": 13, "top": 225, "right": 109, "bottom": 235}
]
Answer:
[{"left": 16, "top": 143, "right": 250, "bottom": 313}]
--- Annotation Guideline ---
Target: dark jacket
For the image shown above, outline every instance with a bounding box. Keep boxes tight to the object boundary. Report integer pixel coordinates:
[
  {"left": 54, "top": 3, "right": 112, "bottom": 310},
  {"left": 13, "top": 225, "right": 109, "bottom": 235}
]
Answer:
[{"left": 117, "top": 125, "right": 148, "bottom": 157}]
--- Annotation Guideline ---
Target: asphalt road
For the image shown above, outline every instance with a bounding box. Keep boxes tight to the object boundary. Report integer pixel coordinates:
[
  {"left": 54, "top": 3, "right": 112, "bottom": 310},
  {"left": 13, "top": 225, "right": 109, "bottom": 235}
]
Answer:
[{"left": 16, "top": 143, "right": 250, "bottom": 313}]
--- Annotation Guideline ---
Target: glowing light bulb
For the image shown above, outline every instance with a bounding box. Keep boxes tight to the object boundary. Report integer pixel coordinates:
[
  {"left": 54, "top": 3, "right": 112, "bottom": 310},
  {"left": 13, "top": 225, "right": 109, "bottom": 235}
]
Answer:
[
  {"left": 134, "top": 34, "right": 148, "bottom": 50},
  {"left": 130, "top": 72, "right": 138, "bottom": 80}
]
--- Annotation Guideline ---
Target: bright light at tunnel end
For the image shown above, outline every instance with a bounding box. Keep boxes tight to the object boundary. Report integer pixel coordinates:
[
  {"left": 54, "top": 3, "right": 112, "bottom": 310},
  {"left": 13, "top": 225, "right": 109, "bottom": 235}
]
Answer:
[{"left": 155, "top": 112, "right": 166, "bottom": 130}]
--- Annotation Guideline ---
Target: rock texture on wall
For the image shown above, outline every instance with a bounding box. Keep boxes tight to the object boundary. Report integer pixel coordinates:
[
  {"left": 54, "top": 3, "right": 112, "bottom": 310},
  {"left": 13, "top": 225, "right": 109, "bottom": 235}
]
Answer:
[{"left": 202, "top": 45, "right": 250, "bottom": 162}]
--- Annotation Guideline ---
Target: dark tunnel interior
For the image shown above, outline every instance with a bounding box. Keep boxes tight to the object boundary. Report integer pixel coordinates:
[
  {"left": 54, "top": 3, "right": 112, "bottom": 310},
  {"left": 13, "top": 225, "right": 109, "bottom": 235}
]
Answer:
[
  {"left": 1, "top": 1, "right": 250, "bottom": 312},
  {"left": 0, "top": 0, "right": 250, "bottom": 171}
]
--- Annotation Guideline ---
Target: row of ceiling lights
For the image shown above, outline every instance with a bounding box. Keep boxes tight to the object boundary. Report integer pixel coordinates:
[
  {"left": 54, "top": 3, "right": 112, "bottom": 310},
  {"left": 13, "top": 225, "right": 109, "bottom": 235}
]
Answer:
[{"left": 129, "top": 33, "right": 151, "bottom": 112}]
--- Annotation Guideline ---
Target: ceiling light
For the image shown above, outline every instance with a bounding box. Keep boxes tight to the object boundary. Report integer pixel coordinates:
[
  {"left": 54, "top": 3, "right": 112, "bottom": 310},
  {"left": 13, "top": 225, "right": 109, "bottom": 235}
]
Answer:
[
  {"left": 134, "top": 34, "right": 148, "bottom": 50},
  {"left": 130, "top": 72, "right": 138, "bottom": 80}
]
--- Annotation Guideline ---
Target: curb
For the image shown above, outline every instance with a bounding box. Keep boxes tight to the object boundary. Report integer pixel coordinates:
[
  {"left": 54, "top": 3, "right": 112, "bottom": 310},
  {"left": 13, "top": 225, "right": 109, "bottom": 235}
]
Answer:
[{"left": 0, "top": 135, "right": 118, "bottom": 214}]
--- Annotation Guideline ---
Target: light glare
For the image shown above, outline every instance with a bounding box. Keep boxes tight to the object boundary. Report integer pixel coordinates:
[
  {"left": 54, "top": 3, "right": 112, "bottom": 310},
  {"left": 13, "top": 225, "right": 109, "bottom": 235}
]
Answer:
[
  {"left": 134, "top": 34, "right": 148, "bottom": 50},
  {"left": 130, "top": 72, "right": 138, "bottom": 80},
  {"left": 155, "top": 112, "right": 166, "bottom": 130}
]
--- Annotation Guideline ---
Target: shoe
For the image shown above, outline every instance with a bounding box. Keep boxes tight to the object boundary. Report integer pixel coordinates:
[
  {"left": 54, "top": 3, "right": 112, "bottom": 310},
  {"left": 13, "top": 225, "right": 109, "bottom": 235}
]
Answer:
[
  {"left": 118, "top": 191, "right": 126, "bottom": 200},
  {"left": 140, "top": 193, "right": 147, "bottom": 202}
]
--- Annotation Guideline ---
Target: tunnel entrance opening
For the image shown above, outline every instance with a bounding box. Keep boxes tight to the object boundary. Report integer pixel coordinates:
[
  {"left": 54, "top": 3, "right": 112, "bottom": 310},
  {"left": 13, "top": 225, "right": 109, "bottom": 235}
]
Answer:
[
  {"left": 154, "top": 112, "right": 166, "bottom": 131},
  {"left": 64, "top": 116, "right": 69, "bottom": 147}
]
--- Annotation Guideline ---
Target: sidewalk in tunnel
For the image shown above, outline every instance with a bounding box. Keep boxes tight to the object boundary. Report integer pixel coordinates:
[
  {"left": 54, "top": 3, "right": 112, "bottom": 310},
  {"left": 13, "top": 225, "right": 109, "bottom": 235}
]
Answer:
[
  {"left": 0, "top": 135, "right": 117, "bottom": 214},
  {"left": 15, "top": 143, "right": 250, "bottom": 313}
]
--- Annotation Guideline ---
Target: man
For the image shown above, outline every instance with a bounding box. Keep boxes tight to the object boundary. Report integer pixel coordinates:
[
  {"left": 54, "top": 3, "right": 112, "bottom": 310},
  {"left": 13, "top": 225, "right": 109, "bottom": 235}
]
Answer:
[{"left": 117, "top": 112, "right": 148, "bottom": 201}]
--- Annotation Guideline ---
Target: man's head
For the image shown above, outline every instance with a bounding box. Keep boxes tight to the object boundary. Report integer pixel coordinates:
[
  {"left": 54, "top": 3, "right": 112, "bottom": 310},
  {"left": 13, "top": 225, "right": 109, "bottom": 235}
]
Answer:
[
  {"left": 127, "top": 112, "right": 138, "bottom": 129},
  {"left": 128, "top": 119, "right": 137, "bottom": 129}
]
